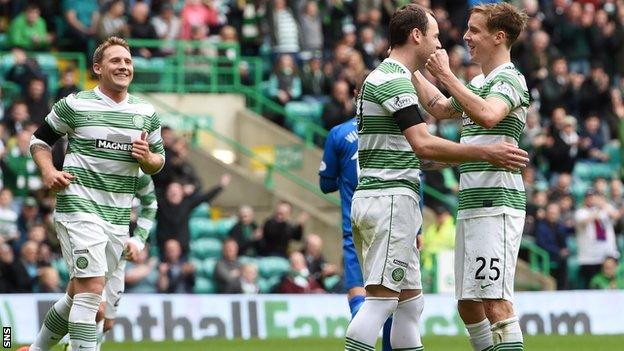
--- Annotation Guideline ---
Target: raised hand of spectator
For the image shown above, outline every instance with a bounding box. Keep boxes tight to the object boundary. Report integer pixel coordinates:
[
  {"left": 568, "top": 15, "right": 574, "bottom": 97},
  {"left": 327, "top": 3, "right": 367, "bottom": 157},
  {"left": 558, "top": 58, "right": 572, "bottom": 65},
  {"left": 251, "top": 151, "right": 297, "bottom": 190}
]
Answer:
[
  {"left": 253, "top": 228, "right": 263, "bottom": 240},
  {"left": 182, "top": 262, "right": 195, "bottom": 275},
  {"left": 296, "top": 211, "right": 310, "bottom": 225},
  {"left": 158, "top": 262, "right": 169, "bottom": 275},
  {"left": 219, "top": 173, "right": 232, "bottom": 188}
]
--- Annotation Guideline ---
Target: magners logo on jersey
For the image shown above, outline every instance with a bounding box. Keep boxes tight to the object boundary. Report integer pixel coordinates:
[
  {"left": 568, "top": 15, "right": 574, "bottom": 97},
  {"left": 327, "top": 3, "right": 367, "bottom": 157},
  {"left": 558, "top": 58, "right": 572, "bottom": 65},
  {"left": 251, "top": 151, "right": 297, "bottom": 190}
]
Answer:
[{"left": 96, "top": 139, "right": 133, "bottom": 152}]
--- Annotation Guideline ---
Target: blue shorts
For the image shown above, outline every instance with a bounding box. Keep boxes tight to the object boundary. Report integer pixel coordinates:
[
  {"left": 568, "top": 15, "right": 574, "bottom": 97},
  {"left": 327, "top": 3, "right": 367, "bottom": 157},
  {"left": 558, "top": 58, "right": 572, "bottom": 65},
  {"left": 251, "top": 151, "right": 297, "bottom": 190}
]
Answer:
[{"left": 343, "top": 232, "right": 364, "bottom": 290}]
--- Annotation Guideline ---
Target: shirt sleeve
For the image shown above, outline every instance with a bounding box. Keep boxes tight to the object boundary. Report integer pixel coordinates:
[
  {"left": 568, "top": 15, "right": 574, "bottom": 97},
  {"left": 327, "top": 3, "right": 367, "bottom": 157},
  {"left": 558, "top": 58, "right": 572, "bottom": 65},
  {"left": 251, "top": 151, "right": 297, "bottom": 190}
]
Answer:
[
  {"left": 146, "top": 111, "right": 165, "bottom": 157},
  {"left": 134, "top": 173, "right": 157, "bottom": 243},
  {"left": 373, "top": 77, "right": 419, "bottom": 114},
  {"left": 486, "top": 72, "right": 530, "bottom": 110},
  {"left": 319, "top": 128, "right": 339, "bottom": 179},
  {"left": 46, "top": 96, "right": 76, "bottom": 135}
]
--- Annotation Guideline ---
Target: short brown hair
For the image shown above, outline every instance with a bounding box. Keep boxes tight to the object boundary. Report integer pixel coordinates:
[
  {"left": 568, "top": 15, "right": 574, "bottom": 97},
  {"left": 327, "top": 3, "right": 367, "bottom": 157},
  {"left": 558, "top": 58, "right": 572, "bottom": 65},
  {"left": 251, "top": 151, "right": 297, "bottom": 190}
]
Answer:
[
  {"left": 389, "top": 4, "right": 433, "bottom": 48},
  {"left": 470, "top": 3, "right": 528, "bottom": 47},
  {"left": 93, "top": 36, "right": 130, "bottom": 64}
]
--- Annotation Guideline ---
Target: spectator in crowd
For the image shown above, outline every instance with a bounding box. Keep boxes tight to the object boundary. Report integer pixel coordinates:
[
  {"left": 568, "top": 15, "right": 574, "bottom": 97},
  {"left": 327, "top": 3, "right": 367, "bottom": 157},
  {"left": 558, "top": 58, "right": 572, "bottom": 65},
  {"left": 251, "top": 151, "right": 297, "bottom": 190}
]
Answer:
[
  {"left": 421, "top": 206, "right": 456, "bottom": 270},
  {"left": 0, "top": 242, "right": 20, "bottom": 292},
  {"left": 0, "top": 188, "right": 18, "bottom": 247},
  {"left": 579, "top": 114, "right": 608, "bottom": 162},
  {"left": 214, "top": 238, "right": 242, "bottom": 293},
  {"left": 233, "top": 0, "right": 265, "bottom": 56},
  {"left": 298, "top": 0, "right": 323, "bottom": 57},
  {"left": 151, "top": 3, "right": 181, "bottom": 55},
  {"left": 342, "top": 51, "right": 370, "bottom": 92},
  {"left": 152, "top": 134, "right": 200, "bottom": 190},
  {"left": 535, "top": 202, "right": 570, "bottom": 290},
  {"left": 579, "top": 63, "right": 612, "bottom": 120},
  {"left": 61, "top": 0, "right": 99, "bottom": 55},
  {"left": 268, "top": 0, "right": 300, "bottom": 55},
  {"left": 2, "top": 130, "right": 42, "bottom": 198},
  {"left": 128, "top": 2, "right": 159, "bottom": 58},
  {"left": 357, "top": 26, "right": 385, "bottom": 70},
  {"left": 2, "top": 100, "right": 30, "bottom": 136},
  {"left": 8, "top": 3, "right": 51, "bottom": 50},
  {"left": 301, "top": 57, "right": 330, "bottom": 99},
  {"left": 267, "top": 53, "right": 302, "bottom": 106},
  {"left": 227, "top": 205, "right": 259, "bottom": 257},
  {"left": 239, "top": 263, "right": 260, "bottom": 294},
  {"left": 16, "top": 198, "right": 42, "bottom": 244},
  {"left": 301, "top": 233, "right": 337, "bottom": 288},
  {"left": 24, "top": 77, "right": 49, "bottom": 126},
  {"left": 55, "top": 67, "right": 80, "bottom": 101},
  {"left": 321, "top": 80, "right": 354, "bottom": 131},
  {"left": 125, "top": 244, "right": 159, "bottom": 293},
  {"left": 589, "top": 256, "right": 624, "bottom": 289},
  {"left": 277, "top": 251, "right": 325, "bottom": 294},
  {"left": 575, "top": 189, "right": 621, "bottom": 288},
  {"left": 537, "top": 57, "right": 574, "bottom": 118},
  {"left": 13, "top": 240, "right": 40, "bottom": 292},
  {"left": 257, "top": 200, "right": 307, "bottom": 257},
  {"left": 557, "top": 2, "right": 591, "bottom": 75},
  {"left": 5, "top": 48, "right": 44, "bottom": 96},
  {"left": 38, "top": 266, "right": 63, "bottom": 293},
  {"left": 541, "top": 109, "right": 578, "bottom": 176},
  {"left": 157, "top": 239, "right": 195, "bottom": 293},
  {"left": 96, "top": 0, "right": 129, "bottom": 44},
  {"left": 180, "top": 0, "right": 218, "bottom": 40},
  {"left": 156, "top": 173, "right": 230, "bottom": 258}
]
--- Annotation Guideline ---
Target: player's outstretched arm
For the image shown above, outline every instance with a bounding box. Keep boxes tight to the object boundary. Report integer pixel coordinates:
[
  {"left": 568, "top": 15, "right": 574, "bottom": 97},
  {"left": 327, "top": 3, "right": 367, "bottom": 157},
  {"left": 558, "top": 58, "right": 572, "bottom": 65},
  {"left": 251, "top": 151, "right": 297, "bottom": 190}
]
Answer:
[
  {"left": 425, "top": 49, "right": 510, "bottom": 129},
  {"left": 404, "top": 123, "right": 528, "bottom": 170},
  {"left": 412, "top": 71, "right": 461, "bottom": 120}
]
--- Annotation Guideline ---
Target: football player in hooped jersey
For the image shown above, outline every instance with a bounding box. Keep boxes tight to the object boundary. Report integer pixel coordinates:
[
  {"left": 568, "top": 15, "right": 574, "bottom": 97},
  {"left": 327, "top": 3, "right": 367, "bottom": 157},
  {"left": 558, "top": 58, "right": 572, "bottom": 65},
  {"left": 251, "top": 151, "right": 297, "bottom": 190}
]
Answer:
[
  {"left": 344, "top": 4, "right": 529, "bottom": 351},
  {"left": 413, "top": 3, "right": 529, "bottom": 351},
  {"left": 26, "top": 37, "right": 165, "bottom": 351}
]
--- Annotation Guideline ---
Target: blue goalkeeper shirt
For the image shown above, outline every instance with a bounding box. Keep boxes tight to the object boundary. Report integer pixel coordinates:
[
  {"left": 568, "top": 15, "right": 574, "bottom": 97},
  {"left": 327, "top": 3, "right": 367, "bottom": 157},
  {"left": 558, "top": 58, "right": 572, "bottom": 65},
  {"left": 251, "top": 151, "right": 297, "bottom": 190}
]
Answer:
[{"left": 319, "top": 118, "right": 358, "bottom": 235}]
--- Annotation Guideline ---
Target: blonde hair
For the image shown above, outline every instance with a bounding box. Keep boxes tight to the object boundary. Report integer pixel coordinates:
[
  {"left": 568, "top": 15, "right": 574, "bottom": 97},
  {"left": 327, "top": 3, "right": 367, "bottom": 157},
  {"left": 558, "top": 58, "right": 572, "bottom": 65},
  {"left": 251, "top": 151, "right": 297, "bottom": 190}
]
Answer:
[
  {"left": 93, "top": 36, "right": 131, "bottom": 64},
  {"left": 470, "top": 3, "right": 528, "bottom": 47}
]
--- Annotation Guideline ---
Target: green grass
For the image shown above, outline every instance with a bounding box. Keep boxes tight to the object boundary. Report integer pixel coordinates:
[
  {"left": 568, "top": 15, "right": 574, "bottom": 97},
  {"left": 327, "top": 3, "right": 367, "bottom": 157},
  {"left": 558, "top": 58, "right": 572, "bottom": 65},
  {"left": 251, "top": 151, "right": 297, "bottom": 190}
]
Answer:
[{"left": 11, "top": 335, "right": 624, "bottom": 351}]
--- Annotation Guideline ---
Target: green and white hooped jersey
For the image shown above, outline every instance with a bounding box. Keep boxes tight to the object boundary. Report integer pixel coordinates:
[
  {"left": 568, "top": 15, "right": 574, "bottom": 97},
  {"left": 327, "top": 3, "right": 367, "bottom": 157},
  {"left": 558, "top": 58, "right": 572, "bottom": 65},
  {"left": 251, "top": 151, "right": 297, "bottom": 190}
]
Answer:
[
  {"left": 133, "top": 172, "right": 157, "bottom": 243},
  {"left": 45, "top": 87, "right": 165, "bottom": 232},
  {"left": 355, "top": 58, "right": 421, "bottom": 199},
  {"left": 450, "top": 62, "right": 529, "bottom": 219}
]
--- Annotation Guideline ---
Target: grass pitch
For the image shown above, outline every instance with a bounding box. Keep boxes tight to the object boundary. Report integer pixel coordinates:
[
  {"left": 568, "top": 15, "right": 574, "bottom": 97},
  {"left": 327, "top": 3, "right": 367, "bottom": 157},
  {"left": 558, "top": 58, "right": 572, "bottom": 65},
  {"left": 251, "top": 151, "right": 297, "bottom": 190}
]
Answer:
[{"left": 11, "top": 335, "right": 623, "bottom": 350}]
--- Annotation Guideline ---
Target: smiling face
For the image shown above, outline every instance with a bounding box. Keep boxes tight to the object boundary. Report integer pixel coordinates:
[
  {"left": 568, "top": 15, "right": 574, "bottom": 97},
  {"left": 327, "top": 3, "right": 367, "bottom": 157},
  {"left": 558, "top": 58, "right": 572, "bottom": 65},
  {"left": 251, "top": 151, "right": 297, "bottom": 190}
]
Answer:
[
  {"left": 93, "top": 45, "right": 133, "bottom": 93},
  {"left": 463, "top": 13, "right": 497, "bottom": 64}
]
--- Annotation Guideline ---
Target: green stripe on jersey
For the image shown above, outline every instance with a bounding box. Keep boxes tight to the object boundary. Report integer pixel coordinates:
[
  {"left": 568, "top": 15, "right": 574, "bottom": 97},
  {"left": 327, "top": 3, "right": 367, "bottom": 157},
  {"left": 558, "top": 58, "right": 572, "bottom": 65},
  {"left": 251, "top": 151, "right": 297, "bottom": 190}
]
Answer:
[
  {"left": 360, "top": 149, "right": 420, "bottom": 169},
  {"left": 458, "top": 187, "right": 526, "bottom": 211},
  {"left": 56, "top": 194, "right": 132, "bottom": 225},
  {"left": 357, "top": 176, "right": 420, "bottom": 194},
  {"left": 377, "top": 61, "right": 407, "bottom": 74},
  {"left": 459, "top": 162, "right": 521, "bottom": 174},
  {"left": 373, "top": 78, "right": 416, "bottom": 103},
  {"left": 75, "top": 90, "right": 100, "bottom": 100},
  {"left": 461, "top": 116, "right": 524, "bottom": 141},
  {"left": 359, "top": 116, "right": 402, "bottom": 135},
  {"left": 72, "top": 111, "right": 159, "bottom": 132},
  {"left": 67, "top": 138, "right": 137, "bottom": 163},
  {"left": 53, "top": 98, "right": 76, "bottom": 127},
  {"left": 64, "top": 166, "right": 138, "bottom": 194}
]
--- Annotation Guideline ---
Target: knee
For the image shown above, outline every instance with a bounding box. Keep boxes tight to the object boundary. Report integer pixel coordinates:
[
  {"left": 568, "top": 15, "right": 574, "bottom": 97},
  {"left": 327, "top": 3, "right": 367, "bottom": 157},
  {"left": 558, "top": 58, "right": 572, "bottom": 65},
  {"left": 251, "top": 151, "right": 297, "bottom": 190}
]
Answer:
[
  {"left": 483, "top": 300, "right": 513, "bottom": 322},
  {"left": 103, "top": 319, "right": 115, "bottom": 333}
]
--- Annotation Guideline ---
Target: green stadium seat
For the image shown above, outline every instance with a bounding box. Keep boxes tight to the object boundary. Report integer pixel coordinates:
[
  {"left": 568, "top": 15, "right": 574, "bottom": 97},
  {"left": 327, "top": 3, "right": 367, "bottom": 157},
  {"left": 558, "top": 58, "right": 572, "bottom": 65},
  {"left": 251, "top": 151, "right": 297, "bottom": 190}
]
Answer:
[
  {"left": 194, "top": 277, "right": 216, "bottom": 294},
  {"left": 258, "top": 276, "right": 281, "bottom": 293},
  {"left": 190, "top": 203, "right": 211, "bottom": 219},
  {"left": 257, "top": 256, "right": 290, "bottom": 279},
  {"left": 239, "top": 256, "right": 257, "bottom": 266},
  {"left": 189, "top": 217, "right": 237, "bottom": 240},
  {"left": 284, "top": 101, "right": 324, "bottom": 138},
  {"left": 566, "top": 236, "right": 578, "bottom": 256},
  {"left": 567, "top": 255, "right": 580, "bottom": 289},
  {"left": 573, "top": 162, "right": 616, "bottom": 181},
  {"left": 194, "top": 258, "right": 218, "bottom": 279},
  {"left": 190, "top": 237, "right": 223, "bottom": 259},
  {"left": 604, "top": 142, "right": 621, "bottom": 169}
]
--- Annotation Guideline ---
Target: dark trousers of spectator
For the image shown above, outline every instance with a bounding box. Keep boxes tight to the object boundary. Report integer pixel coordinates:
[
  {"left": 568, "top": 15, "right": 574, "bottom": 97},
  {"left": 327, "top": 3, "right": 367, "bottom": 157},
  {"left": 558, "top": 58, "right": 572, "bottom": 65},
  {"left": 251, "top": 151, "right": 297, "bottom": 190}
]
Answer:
[
  {"left": 579, "top": 264, "right": 602, "bottom": 289},
  {"left": 551, "top": 258, "right": 569, "bottom": 290}
]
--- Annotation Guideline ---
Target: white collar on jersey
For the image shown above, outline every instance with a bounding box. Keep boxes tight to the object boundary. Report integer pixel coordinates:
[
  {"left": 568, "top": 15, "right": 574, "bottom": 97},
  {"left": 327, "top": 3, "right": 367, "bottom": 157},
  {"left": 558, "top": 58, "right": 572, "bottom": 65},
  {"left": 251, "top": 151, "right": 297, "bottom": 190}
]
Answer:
[
  {"left": 483, "top": 62, "right": 515, "bottom": 81},
  {"left": 94, "top": 86, "right": 129, "bottom": 106}
]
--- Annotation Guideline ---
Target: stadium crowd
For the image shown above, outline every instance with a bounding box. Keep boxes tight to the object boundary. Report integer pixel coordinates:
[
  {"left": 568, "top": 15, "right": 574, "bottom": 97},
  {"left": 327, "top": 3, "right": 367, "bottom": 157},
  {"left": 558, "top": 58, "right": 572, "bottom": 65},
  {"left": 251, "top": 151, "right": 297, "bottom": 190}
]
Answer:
[{"left": 0, "top": 0, "right": 623, "bottom": 293}]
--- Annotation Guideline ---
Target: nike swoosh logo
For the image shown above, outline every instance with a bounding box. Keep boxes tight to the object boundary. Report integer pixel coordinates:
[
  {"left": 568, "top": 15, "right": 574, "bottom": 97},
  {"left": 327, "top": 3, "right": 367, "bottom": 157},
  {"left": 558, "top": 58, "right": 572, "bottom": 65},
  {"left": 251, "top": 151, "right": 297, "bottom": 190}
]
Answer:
[{"left": 480, "top": 283, "right": 493, "bottom": 289}]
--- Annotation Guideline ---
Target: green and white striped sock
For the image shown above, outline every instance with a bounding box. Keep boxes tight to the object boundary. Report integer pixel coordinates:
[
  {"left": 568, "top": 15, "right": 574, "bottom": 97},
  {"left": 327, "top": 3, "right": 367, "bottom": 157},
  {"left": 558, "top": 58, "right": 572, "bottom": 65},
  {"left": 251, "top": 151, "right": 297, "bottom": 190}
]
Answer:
[
  {"left": 68, "top": 293, "right": 101, "bottom": 351},
  {"left": 491, "top": 317, "right": 523, "bottom": 351},
  {"left": 31, "top": 294, "right": 72, "bottom": 351}
]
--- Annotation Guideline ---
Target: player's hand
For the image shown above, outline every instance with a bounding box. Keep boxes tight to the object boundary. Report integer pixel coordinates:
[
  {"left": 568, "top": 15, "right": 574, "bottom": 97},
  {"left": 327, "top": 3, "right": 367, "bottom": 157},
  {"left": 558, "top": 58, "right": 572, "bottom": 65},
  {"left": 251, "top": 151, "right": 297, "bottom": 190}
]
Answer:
[
  {"left": 416, "top": 235, "right": 424, "bottom": 250},
  {"left": 219, "top": 173, "right": 232, "bottom": 188},
  {"left": 484, "top": 142, "right": 529, "bottom": 171},
  {"left": 425, "top": 49, "right": 452, "bottom": 79},
  {"left": 132, "top": 130, "right": 151, "bottom": 163},
  {"left": 42, "top": 169, "right": 75, "bottom": 192},
  {"left": 124, "top": 240, "right": 141, "bottom": 263}
]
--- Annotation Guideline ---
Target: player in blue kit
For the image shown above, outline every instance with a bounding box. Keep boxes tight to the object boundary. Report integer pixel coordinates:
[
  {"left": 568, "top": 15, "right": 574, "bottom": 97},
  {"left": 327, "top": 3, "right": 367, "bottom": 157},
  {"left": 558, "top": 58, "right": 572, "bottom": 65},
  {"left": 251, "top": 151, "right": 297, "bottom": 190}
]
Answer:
[{"left": 318, "top": 118, "right": 392, "bottom": 351}]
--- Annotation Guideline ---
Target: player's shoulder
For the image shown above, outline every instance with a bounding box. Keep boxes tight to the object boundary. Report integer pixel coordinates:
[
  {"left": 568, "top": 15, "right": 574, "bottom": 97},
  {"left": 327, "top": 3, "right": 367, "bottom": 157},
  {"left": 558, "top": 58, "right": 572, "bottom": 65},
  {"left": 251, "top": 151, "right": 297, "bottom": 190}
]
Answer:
[
  {"left": 55, "top": 90, "right": 97, "bottom": 110},
  {"left": 330, "top": 118, "right": 357, "bottom": 138},
  {"left": 495, "top": 65, "right": 528, "bottom": 87},
  {"left": 367, "top": 63, "right": 410, "bottom": 86},
  {"left": 127, "top": 94, "right": 156, "bottom": 114}
]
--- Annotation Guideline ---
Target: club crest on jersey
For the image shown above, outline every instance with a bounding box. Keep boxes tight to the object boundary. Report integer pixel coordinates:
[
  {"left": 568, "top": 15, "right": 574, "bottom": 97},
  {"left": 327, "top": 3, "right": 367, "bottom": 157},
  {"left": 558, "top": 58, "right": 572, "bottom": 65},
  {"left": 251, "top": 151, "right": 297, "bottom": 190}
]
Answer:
[
  {"left": 394, "top": 95, "right": 415, "bottom": 109},
  {"left": 132, "top": 115, "right": 145, "bottom": 128}
]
